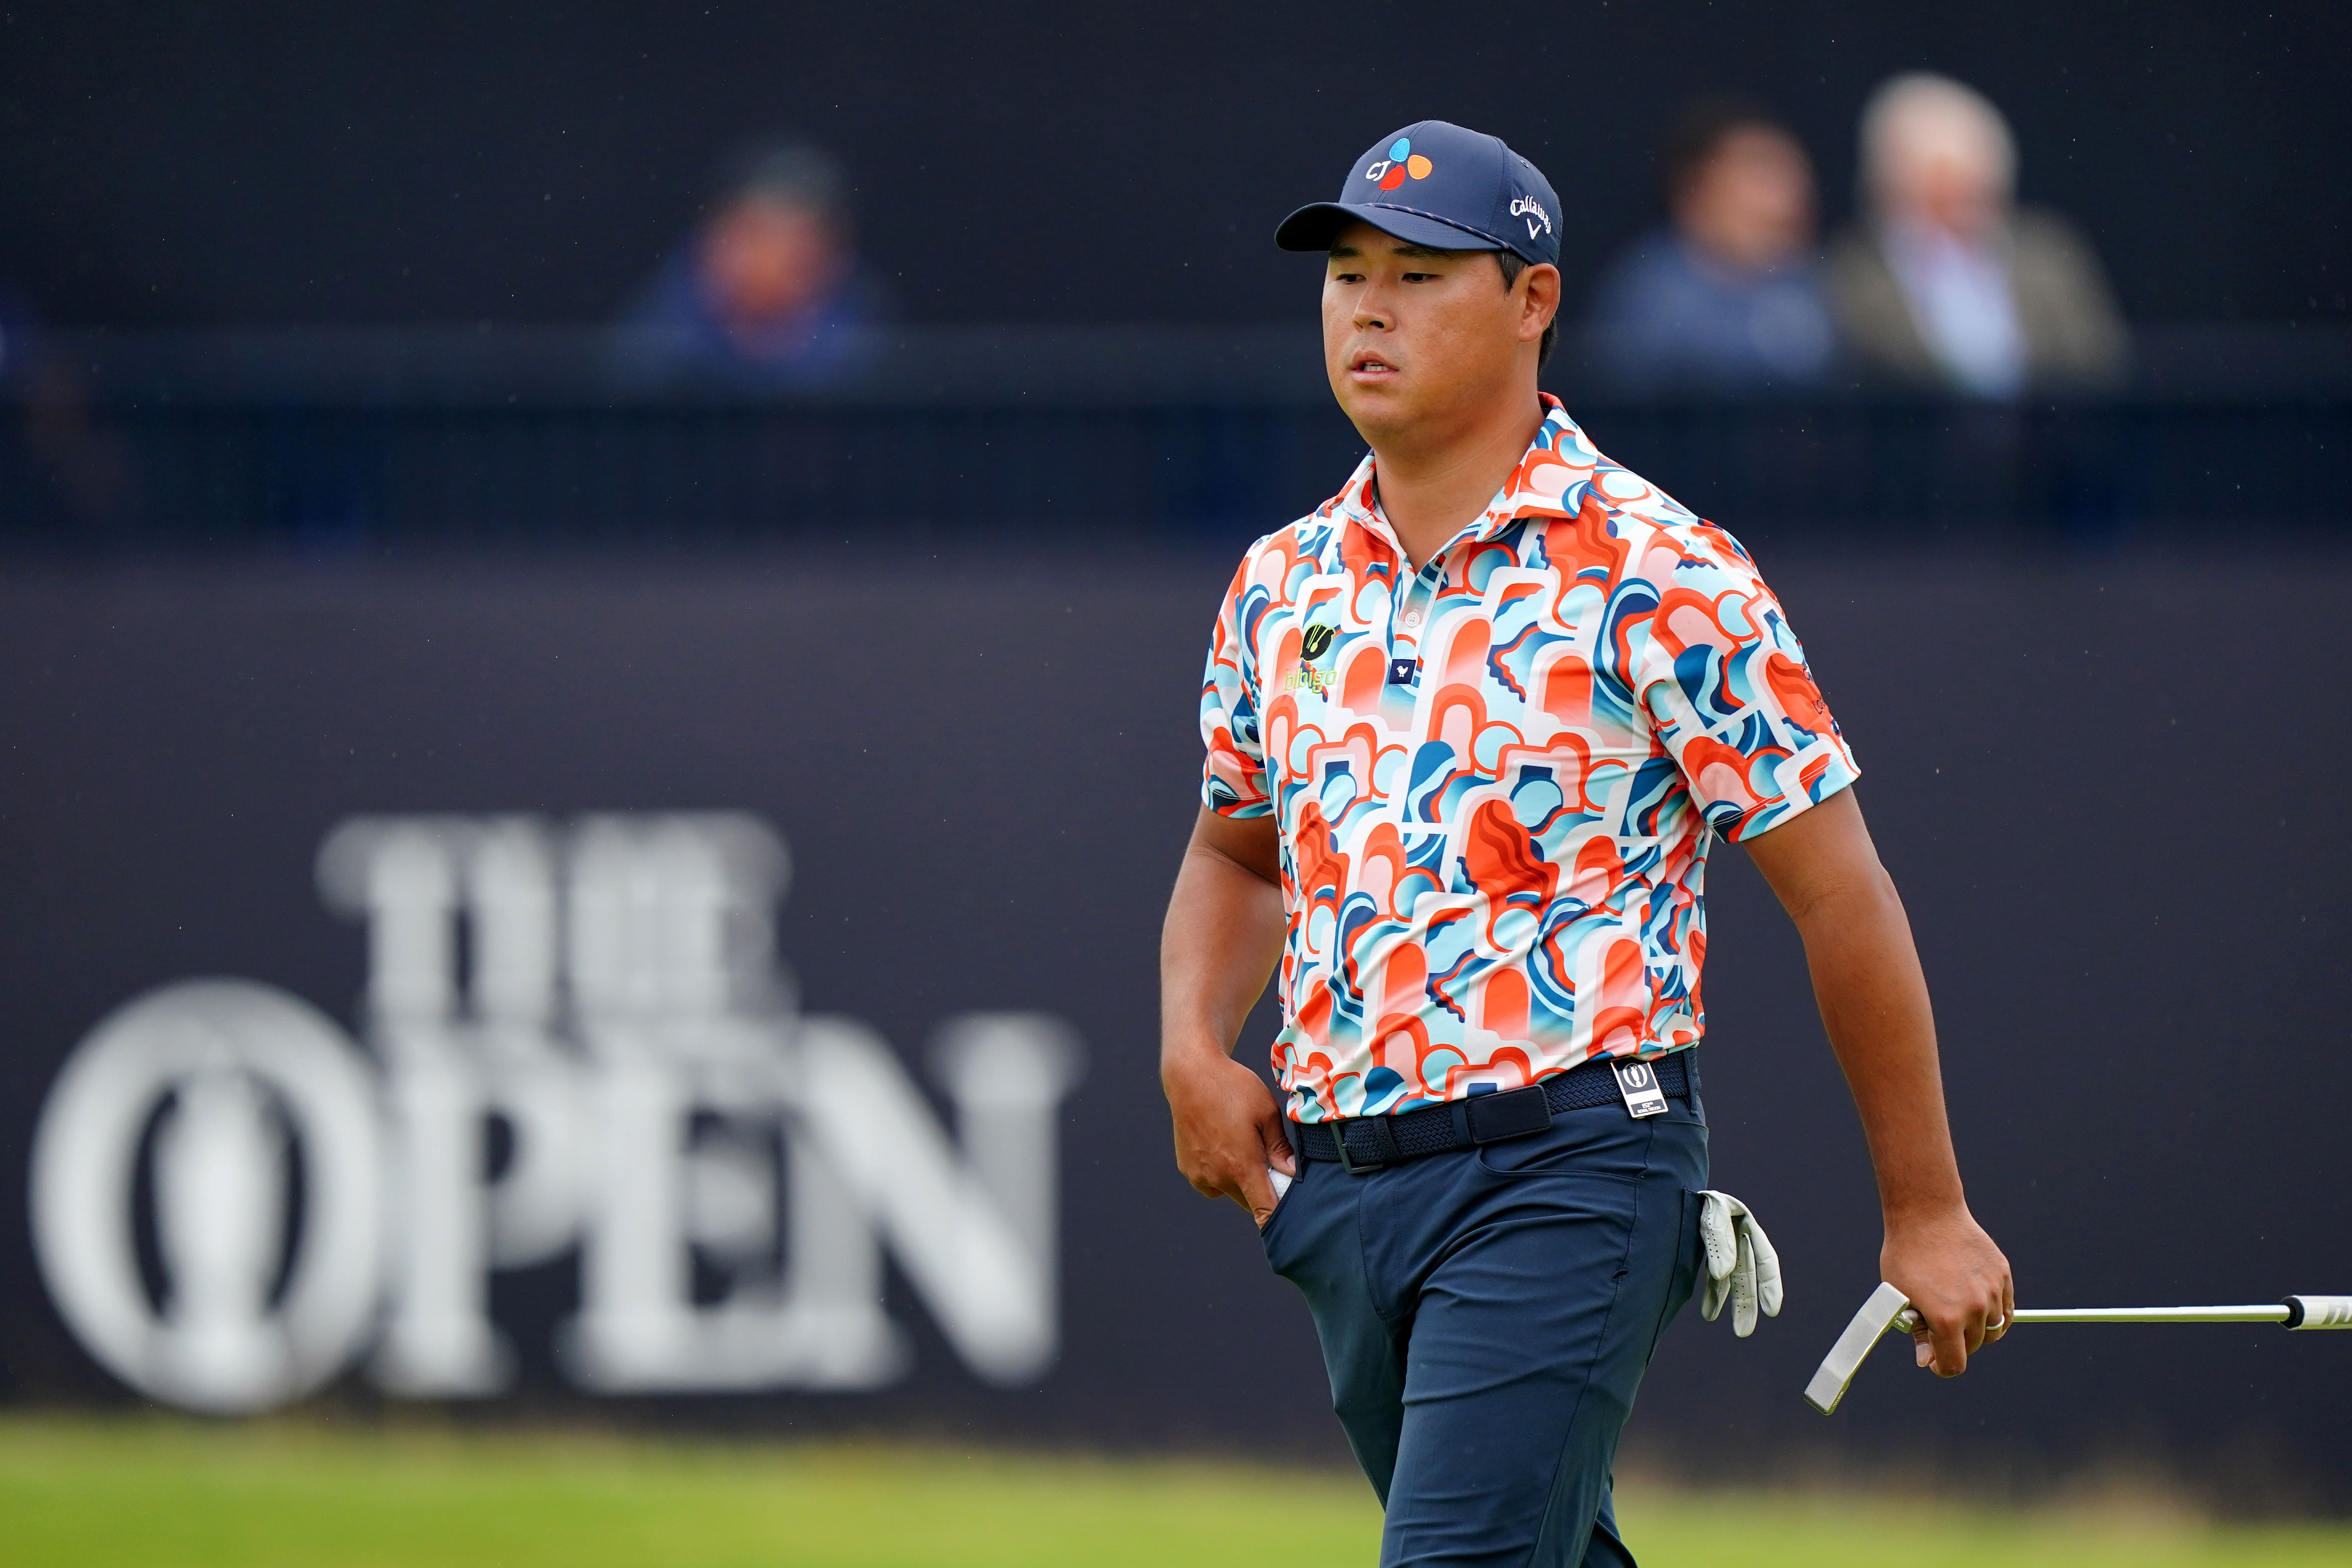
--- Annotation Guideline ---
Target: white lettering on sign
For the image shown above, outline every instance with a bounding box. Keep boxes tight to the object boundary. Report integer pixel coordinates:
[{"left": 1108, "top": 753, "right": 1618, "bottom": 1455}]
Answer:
[{"left": 28, "top": 813, "right": 1084, "bottom": 1414}]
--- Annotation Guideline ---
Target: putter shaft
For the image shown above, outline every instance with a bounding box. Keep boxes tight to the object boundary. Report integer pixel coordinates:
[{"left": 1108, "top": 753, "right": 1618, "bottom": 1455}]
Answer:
[{"left": 1898, "top": 1303, "right": 2291, "bottom": 1329}]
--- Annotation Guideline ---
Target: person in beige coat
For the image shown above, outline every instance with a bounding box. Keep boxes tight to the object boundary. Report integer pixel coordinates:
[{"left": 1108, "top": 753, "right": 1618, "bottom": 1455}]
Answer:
[{"left": 1829, "top": 73, "right": 2127, "bottom": 397}]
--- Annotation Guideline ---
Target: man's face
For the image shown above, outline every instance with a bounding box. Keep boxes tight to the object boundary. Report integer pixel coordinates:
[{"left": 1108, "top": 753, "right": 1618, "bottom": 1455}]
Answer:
[
  {"left": 1879, "top": 112, "right": 2006, "bottom": 241},
  {"left": 1675, "top": 127, "right": 1817, "bottom": 274},
  {"left": 699, "top": 195, "right": 846, "bottom": 328},
  {"left": 1321, "top": 220, "right": 1555, "bottom": 440}
]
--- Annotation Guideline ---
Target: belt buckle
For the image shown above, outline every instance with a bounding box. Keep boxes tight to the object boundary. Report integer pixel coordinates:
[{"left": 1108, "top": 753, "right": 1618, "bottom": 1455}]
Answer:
[{"left": 1331, "top": 1116, "right": 1388, "bottom": 1175}]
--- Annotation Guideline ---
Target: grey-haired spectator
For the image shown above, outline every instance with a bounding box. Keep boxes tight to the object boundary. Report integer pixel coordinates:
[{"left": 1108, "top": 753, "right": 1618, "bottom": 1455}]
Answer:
[
  {"left": 1828, "top": 74, "right": 2127, "bottom": 398},
  {"left": 612, "top": 140, "right": 884, "bottom": 392},
  {"left": 1586, "top": 97, "right": 1836, "bottom": 393}
]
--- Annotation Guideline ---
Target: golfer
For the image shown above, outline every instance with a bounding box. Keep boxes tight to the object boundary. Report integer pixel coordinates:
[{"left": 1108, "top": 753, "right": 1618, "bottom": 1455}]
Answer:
[{"left": 1160, "top": 121, "right": 2014, "bottom": 1566}]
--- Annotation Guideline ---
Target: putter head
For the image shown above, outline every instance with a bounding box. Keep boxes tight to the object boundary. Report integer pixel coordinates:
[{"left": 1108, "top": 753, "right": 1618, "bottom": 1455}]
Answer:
[{"left": 1805, "top": 1282, "right": 1915, "bottom": 1414}]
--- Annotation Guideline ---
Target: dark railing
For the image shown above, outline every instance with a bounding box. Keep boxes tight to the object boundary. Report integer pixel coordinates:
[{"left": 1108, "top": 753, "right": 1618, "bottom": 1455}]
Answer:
[{"left": 3, "top": 324, "right": 2345, "bottom": 548}]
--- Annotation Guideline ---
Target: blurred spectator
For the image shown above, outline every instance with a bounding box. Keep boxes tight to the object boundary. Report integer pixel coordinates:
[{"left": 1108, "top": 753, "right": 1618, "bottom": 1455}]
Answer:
[
  {"left": 1828, "top": 73, "right": 2127, "bottom": 397},
  {"left": 611, "top": 141, "right": 882, "bottom": 392},
  {"left": 1586, "top": 97, "right": 1836, "bottom": 393},
  {"left": 0, "top": 278, "right": 128, "bottom": 523}
]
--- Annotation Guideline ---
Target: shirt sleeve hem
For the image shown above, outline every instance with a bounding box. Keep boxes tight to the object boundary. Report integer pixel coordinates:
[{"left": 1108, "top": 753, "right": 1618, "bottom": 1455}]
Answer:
[
  {"left": 1201, "top": 783, "right": 1275, "bottom": 819},
  {"left": 1721, "top": 757, "right": 1860, "bottom": 844}
]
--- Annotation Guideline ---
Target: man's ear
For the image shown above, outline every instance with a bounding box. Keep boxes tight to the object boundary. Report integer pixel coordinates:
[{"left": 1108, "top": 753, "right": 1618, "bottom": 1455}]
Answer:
[{"left": 1520, "top": 262, "right": 1562, "bottom": 342}]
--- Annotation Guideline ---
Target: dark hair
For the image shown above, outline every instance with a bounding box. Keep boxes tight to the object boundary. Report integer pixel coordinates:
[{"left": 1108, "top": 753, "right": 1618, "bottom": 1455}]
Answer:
[
  {"left": 1656, "top": 94, "right": 1783, "bottom": 203},
  {"left": 715, "top": 137, "right": 848, "bottom": 217},
  {"left": 1494, "top": 250, "right": 1558, "bottom": 369}
]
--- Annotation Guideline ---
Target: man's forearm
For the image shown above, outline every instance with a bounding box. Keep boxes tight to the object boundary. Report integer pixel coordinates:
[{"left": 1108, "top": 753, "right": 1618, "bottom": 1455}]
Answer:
[
  {"left": 1160, "top": 813, "right": 1295, "bottom": 1220},
  {"left": 1788, "top": 867, "right": 1965, "bottom": 1221},
  {"left": 1748, "top": 789, "right": 2011, "bottom": 1375}
]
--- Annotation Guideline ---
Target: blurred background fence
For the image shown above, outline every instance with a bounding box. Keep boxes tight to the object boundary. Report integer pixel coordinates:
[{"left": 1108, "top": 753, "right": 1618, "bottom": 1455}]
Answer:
[{"left": 4, "top": 324, "right": 2345, "bottom": 547}]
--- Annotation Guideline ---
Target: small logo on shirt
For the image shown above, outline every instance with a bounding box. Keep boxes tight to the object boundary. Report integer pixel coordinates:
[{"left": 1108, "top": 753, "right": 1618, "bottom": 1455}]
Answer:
[
  {"left": 1364, "top": 136, "right": 1434, "bottom": 192},
  {"left": 1510, "top": 194, "right": 1552, "bottom": 239},
  {"left": 1286, "top": 623, "right": 1339, "bottom": 695}
]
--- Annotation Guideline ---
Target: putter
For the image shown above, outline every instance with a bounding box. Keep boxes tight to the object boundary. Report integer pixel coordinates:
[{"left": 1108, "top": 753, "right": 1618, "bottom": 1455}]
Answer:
[{"left": 1805, "top": 1282, "right": 2352, "bottom": 1413}]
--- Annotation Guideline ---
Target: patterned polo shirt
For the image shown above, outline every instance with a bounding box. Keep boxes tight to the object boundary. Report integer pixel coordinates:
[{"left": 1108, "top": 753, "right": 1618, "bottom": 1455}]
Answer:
[{"left": 1199, "top": 394, "right": 1858, "bottom": 1123}]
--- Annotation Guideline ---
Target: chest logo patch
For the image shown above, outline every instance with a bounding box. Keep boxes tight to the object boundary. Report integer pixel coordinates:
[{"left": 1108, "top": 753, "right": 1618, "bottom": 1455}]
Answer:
[{"left": 1286, "top": 623, "right": 1339, "bottom": 696}]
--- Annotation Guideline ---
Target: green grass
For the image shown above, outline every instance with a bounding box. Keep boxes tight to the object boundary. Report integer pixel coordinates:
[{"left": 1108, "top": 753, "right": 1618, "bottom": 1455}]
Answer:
[{"left": 1, "top": 1415, "right": 2346, "bottom": 1567}]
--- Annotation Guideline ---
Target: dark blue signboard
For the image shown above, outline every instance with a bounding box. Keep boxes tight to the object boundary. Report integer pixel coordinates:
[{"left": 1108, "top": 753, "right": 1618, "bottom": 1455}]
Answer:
[{"left": 0, "top": 544, "right": 2345, "bottom": 1499}]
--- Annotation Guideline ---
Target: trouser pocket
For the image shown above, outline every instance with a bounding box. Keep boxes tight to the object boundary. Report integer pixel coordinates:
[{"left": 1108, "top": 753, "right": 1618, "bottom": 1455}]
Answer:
[
  {"left": 1258, "top": 1160, "right": 1306, "bottom": 1269},
  {"left": 1645, "top": 1186, "right": 1704, "bottom": 1362}
]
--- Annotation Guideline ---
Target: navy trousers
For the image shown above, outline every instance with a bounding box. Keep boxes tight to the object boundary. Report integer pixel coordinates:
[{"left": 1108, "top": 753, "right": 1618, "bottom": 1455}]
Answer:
[{"left": 1261, "top": 1067, "right": 1708, "bottom": 1567}]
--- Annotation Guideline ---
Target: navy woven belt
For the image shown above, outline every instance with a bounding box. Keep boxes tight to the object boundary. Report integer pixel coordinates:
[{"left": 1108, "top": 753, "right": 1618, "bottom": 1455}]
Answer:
[{"left": 1292, "top": 1051, "right": 1695, "bottom": 1174}]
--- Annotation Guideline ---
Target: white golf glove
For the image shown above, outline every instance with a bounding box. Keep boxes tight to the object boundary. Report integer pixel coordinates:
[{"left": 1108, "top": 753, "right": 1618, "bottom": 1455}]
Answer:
[{"left": 1697, "top": 1189, "right": 1783, "bottom": 1337}]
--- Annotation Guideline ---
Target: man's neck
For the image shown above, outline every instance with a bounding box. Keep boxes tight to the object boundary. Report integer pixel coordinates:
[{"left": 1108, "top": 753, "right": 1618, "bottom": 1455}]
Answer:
[{"left": 1366, "top": 393, "right": 1549, "bottom": 570}]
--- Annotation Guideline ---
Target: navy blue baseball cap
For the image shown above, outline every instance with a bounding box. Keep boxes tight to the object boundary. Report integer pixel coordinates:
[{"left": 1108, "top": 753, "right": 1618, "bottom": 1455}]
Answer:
[{"left": 1275, "top": 120, "right": 1561, "bottom": 266}]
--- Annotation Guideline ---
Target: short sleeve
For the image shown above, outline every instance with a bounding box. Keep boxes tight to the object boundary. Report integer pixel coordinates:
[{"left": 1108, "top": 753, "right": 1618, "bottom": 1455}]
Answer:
[
  {"left": 1632, "top": 527, "right": 1859, "bottom": 842},
  {"left": 1200, "top": 556, "right": 1272, "bottom": 818}
]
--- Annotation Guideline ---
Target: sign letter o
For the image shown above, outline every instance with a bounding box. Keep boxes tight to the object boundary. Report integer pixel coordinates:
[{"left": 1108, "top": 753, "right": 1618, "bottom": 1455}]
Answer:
[{"left": 30, "top": 980, "right": 384, "bottom": 1413}]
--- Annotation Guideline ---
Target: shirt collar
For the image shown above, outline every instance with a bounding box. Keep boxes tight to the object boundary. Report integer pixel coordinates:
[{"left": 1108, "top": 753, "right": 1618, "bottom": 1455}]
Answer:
[{"left": 1327, "top": 393, "right": 1598, "bottom": 564}]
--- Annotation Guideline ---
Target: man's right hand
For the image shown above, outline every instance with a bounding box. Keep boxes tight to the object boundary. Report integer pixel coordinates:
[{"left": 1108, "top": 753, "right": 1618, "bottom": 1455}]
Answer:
[
  {"left": 1164, "top": 1046, "right": 1295, "bottom": 1227},
  {"left": 1160, "top": 807, "right": 1292, "bottom": 1228}
]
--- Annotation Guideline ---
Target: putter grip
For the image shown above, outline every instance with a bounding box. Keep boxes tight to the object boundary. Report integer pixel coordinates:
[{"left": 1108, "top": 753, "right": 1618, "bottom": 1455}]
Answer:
[{"left": 2285, "top": 1295, "right": 2352, "bottom": 1328}]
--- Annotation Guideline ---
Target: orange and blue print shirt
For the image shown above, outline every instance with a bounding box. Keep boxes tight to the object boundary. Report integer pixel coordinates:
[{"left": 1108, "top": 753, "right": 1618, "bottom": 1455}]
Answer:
[{"left": 1199, "top": 395, "right": 1859, "bottom": 1123}]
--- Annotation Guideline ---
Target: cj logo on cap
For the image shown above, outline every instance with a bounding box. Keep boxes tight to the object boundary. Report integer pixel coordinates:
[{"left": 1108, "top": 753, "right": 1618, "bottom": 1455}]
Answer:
[{"left": 1364, "top": 135, "right": 1433, "bottom": 192}]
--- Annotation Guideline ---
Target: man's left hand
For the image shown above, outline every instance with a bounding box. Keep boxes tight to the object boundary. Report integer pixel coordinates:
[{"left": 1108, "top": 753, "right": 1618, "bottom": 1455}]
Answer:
[{"left": 1881, "top": 1206, "right": 2013, "bottom": 1377}]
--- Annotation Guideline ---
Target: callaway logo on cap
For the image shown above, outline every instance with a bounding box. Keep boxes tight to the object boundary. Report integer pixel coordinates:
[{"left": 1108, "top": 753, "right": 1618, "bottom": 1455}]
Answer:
[{"left": 1275, "top": 119, "right": 1562, "bottom": 266}]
